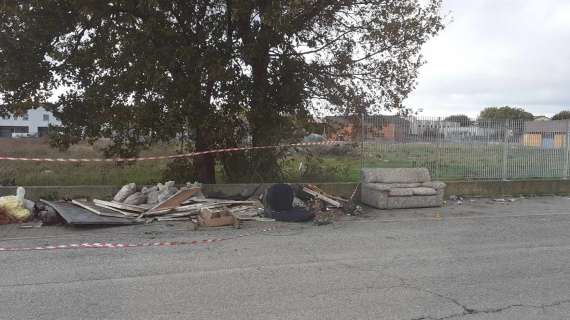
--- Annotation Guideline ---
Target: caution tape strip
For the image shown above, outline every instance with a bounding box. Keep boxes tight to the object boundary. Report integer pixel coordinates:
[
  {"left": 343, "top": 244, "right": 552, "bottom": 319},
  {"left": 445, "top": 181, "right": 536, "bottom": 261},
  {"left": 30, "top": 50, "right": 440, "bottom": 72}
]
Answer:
[
  {"left": 0, "top": 227, "right": 275, "bottom": 253},
  {"left": 0, "top": 141, "right": 348, "bottom": 163}
]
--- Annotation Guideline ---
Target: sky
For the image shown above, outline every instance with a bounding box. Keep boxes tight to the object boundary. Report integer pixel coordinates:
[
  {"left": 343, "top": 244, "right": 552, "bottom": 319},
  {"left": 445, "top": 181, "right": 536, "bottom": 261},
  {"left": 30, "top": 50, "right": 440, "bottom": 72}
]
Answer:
[{"left": 405, "top": 0, "right": 570, "bottom": 118}]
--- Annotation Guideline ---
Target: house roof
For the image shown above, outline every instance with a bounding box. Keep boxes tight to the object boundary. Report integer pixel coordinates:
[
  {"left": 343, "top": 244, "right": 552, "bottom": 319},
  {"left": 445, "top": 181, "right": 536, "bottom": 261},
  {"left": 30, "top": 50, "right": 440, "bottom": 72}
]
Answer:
[
  {"left": 324, "top": 115, "right": 410, "bottom": 127},
  {"left": 525, "top": 120, "right": 569, "bottom": 133}
]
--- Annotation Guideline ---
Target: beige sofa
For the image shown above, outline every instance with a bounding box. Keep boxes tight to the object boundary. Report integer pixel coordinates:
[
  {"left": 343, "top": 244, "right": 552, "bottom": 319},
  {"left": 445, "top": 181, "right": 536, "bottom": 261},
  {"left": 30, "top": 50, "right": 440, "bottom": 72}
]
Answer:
[{"left": 361, "top": 168, "right": 446, "bottom": 209}]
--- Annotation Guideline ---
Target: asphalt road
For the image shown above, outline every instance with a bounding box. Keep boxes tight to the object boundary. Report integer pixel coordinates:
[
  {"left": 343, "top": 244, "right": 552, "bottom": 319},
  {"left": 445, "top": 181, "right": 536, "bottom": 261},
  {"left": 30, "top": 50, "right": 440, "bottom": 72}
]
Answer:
[{"left": 2, "top": 196, "right": 570, "bottom": 320}]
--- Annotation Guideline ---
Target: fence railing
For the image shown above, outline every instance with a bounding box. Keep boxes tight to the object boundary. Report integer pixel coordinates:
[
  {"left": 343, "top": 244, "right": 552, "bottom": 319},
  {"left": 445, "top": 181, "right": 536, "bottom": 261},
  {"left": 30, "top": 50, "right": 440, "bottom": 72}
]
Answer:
[
  {"left": 361, "top": 115, "right": 570, "bottom": 180},
  {"left": 2, "top": 115, "right": 570, "bottom": 185}
]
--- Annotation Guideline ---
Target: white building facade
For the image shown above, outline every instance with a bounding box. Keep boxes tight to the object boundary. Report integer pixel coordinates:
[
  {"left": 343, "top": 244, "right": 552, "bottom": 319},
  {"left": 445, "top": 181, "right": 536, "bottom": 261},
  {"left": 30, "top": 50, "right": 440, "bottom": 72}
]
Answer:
[{"left": 0, "top": 107, "right": 60, "bottom": 138}]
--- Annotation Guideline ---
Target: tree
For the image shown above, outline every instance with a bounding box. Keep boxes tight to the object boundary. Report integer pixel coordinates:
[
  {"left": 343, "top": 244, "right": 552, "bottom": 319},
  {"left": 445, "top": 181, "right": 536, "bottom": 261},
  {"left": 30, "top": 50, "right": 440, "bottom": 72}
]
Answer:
[
  {"left": 444, "top": 115, "right": 472, "bottom": 127},
  {"left": 479, "top": 106, "right": 534, "bottom": 121},
  {"left": 1, "top": 0, "right": 444, "bottom": 183},
  {"left": 552, "top": 111, "right": 570, "bottom": 120}
]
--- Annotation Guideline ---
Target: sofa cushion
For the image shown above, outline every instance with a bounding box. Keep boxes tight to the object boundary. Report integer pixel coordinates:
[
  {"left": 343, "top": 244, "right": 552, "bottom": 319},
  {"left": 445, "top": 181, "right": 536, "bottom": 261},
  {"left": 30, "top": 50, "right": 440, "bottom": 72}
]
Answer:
[
  {"left": 387, "top": 183, "right": 422, "bottom": 188},
  {"left": 389, "top": 188, "right": 415, "bottom": 197},
  {"left": 364, "top": 183, "right": 422, "bottom": 192},
  {"left": 411, "top": 187, "right": 438, "bottom": 196},
  {"left": 421, "top": 181, "right": 446, "bottom": 190},
  {"left": 363, "top": 183, "right": 392, "bottom": 191},
  {"left": 362, "top": 168, "right": 431, "bottom": 183}
]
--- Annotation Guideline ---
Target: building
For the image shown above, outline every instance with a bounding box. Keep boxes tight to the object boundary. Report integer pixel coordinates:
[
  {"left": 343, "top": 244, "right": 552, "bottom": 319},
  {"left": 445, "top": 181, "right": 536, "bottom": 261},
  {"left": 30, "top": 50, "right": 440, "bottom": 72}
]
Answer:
[
  {"left": 324, "top": 115, "right": 409, "bottom": 141},
  {"left": 523, "top": 120, "right": 568, "bottom": 148},
  {"left": 533, "top": 115, "right": 551, "bottom": 122},
  {"left": 0, "top": 107, "right": 60, "bottom": 138},
  {"left": 407, "top": 117, "right": 460, "bottom": 137}
]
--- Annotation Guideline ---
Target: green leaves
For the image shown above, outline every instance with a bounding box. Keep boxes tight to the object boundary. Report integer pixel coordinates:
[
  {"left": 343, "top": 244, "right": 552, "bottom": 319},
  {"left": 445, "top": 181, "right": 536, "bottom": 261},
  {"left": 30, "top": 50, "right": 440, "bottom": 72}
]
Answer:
[
  {"left": 1, "top": 0, "right": 444, "bottom": 182},
  {"left": 479, "top": 106, "right": 534, "bottom": 121}
]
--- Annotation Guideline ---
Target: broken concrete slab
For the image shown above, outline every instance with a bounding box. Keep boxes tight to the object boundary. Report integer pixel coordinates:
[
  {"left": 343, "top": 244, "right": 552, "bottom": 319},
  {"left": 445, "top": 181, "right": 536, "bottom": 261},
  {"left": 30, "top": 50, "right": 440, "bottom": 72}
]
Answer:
[{"left": 41, "top": 200, "right": 137, "bottom": 226}]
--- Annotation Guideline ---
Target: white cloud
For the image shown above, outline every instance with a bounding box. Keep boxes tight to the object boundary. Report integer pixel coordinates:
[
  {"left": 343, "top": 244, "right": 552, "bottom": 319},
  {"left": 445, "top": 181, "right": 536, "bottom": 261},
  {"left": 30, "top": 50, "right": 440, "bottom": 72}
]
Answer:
[{"left": 406, "top": 0, "right": 570, "bottom": 118}]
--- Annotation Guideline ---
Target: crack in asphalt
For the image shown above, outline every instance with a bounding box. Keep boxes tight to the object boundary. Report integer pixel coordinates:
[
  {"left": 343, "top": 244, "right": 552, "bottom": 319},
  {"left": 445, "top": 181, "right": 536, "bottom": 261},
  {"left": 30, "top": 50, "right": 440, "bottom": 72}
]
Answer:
[
  {"left": 408, "top": 285, "right": 570, "bottom": 320},
  {"left": 335, "top": 258, "right": 570, "bottom": 320}
]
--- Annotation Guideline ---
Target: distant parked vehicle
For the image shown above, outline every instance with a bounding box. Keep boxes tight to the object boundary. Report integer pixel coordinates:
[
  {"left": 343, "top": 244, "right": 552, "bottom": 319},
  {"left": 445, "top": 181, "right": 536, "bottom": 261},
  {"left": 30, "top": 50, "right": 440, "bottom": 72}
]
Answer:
[{"left": 11, "top": 133, "right": 34, "bottom": 138}]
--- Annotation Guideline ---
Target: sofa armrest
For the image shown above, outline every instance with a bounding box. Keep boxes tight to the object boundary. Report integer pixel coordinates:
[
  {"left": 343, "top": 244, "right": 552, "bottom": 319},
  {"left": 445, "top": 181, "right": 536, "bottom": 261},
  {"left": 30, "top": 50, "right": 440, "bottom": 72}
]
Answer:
[{"left": 361, "top": 184, "right": 389, "bottom": 209}]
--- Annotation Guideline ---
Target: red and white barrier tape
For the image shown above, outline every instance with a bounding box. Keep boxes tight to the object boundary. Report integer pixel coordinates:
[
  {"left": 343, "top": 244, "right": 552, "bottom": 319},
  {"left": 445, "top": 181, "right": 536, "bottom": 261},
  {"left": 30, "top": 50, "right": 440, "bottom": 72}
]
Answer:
[
  {"left": 0, "top": 227, "right": 275, "bottom": 253},
  {"left": 0, "top": 141, "right": 348, "bottom": 163}
]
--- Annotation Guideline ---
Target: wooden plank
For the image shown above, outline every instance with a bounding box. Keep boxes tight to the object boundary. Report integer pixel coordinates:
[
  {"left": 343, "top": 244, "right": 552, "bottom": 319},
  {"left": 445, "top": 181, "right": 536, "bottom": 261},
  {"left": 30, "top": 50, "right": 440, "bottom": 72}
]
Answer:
[
  {"left": 93, "top": 199, "right": 146, "bottom": 213},
  {"left": 90, "top": 202, "right": 138, "bottom": 217},
  {"left": 71, "top": 200, "right": 136, "bottom": 219},
  {"left": 156, "top": 217, "right": 192, "bottom": 222},
  {"left": 148, "top": 187, "right": 201, "bottom": 213},
  {"left": 182, "top": 199, "right": 258, "bottom": 205},
  {"left": 306, "top": 184, "right": 348, "bottom": 202},
  {"left": 302, "top": 187, "right": 341, "bottom": 208},
  {"left": 143, "top": 202, "right": 219, "bottom": 217},
  {"left": 158, "top": 211, "right": 199, "bottom": 218}
]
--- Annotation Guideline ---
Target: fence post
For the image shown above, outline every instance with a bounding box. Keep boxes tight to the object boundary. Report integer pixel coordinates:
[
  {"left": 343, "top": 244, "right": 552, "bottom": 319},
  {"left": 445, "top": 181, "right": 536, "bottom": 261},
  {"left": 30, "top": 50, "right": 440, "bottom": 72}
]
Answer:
[
  {"left": 562, "top": 120, "right": 570, "bottom": 180},
  {"left": 360, "top": 112, "right": 365, "bottom": 170},
  {"left": 435, "top": 117, "right": 442, "bottom": 179},
  {"left": 502, "top": 119, "right": 509, "bottom": 180}
]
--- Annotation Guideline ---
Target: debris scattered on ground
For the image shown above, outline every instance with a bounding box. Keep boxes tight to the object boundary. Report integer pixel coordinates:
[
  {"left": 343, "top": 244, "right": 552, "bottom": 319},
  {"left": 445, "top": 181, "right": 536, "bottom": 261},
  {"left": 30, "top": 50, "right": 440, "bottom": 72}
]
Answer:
[
  {"left": 93, "top": 199, "right": 146, "bottom": 213},
  {"left": 35, "top": 203, "right": 65, "bottom": 225},
  {"left": 0, "top": 207, "right": 17, "bottom": 225},
  {"left": 0, "top": 187, "right": 32, "bottom": 224},
  {"left": 261, "top": 183, "right": 353, "bottom": 224},
  {"left": 157, "top": 181, "right": 178, "bottom": 203},
  {"left": 71, "top": 199, "right": 138, "bottom": 218},
  {"left": 263, "top": 184, "right": 314, "bottom": 222},
  {"left": 40, "top": 200, "right": 137, "bottom": 226},
  {"left": 448, "top": 195, "right": 465, "bottom": 205},
  {"left": 0, "top": 182, "right": 352, "bottom": 229},
  {"left": 198, "top": 208, "right": 238, "bottom": 228},
  {"left": 124, "top": 192, "right": 147, "bottom": 205},
  {"left": 113, "top": 183, "right": 136, "bottom": 202},
  {"left": 302, "top": 185, "right": 343, "bottom": 208},
  {"left": 19, "top": 221, "right": 43, "bottom": 229},
  {"left": 343, "top": 183, "right": 362, "bottom": 216}
]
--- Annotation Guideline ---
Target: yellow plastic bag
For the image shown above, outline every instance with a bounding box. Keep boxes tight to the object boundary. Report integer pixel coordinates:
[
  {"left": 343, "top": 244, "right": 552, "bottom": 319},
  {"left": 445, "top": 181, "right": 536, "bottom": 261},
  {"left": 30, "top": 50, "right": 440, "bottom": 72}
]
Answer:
[{"left": 0, "top": 187, "right": 31, "bottom": 222}]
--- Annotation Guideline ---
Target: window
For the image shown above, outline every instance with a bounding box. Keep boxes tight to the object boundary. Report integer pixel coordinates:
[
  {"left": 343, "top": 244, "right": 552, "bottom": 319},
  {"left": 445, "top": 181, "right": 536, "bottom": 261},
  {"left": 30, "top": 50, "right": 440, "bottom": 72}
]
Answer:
[
  {"left": 43, "top": 114, "right": 49, "bottom": 121},
  {"left": 23, "top": 113, "right": 29, "bottom": 121}
]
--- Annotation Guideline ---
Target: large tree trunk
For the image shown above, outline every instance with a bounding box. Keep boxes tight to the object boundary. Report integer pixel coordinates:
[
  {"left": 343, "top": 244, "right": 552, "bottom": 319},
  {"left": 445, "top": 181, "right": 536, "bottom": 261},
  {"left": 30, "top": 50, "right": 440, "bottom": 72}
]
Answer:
[
  {"left": 193, "top": 127, "right": 216, "bottom": 184},
  {"left": 248, "top": 26, "right": 282, "bottom": 181}
]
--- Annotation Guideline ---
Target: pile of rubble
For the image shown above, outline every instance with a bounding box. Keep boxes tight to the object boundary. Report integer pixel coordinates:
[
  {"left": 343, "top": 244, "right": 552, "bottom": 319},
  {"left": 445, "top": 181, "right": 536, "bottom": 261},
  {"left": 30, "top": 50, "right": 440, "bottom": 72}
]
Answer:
[
  {"left": 0, "top": 182, "right": 359, "bottom": 228},
  {"left": 112, "top": 181, "right": 181, "bottom": 206}
]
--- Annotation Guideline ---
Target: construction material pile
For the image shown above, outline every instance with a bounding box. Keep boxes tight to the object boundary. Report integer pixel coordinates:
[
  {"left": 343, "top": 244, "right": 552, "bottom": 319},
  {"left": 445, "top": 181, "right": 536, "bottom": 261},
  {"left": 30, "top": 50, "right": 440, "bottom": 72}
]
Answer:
[
  {"left": 1, "top": 182, "right": 359, "bottom": 228},
  {"left": 39, "top": 182, "right": 262, "bottom": 228}
]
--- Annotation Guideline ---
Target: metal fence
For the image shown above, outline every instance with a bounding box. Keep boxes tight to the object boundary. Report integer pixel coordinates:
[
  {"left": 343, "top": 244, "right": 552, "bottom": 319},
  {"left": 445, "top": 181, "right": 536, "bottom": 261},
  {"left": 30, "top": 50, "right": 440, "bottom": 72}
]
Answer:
[
  {"left": 362, "top": 115, "right": 570, "bottom": 180},
  {"left": 2, "top": 115, "right": 570, "bottom": 186}
]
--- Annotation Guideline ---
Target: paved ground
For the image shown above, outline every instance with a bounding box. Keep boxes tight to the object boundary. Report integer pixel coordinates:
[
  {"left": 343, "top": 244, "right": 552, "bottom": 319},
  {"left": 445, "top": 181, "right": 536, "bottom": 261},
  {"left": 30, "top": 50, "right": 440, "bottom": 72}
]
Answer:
[{"left": 2, "top": 196, "right": 570, "bottom": 320}]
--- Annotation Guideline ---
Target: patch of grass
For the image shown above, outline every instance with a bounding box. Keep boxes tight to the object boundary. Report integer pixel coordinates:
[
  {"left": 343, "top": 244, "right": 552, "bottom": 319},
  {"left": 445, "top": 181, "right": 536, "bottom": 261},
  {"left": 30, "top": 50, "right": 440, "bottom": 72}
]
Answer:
[
  {"left": 1, "top": 139, "right": 567, "bottom": 185},
  {"left": 0, "top": 138, "right": 175, "bottom": 186}
]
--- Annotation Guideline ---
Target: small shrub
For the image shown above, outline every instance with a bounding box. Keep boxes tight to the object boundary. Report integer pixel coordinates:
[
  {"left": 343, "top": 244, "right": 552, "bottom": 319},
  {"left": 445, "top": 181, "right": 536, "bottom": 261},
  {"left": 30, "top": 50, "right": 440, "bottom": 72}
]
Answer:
[
  {"left": 162, "top": 157, "right": 197, "bottom": 184},
  {"left": 299, "top": 154, "right": 350, "bottom": 182}
]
